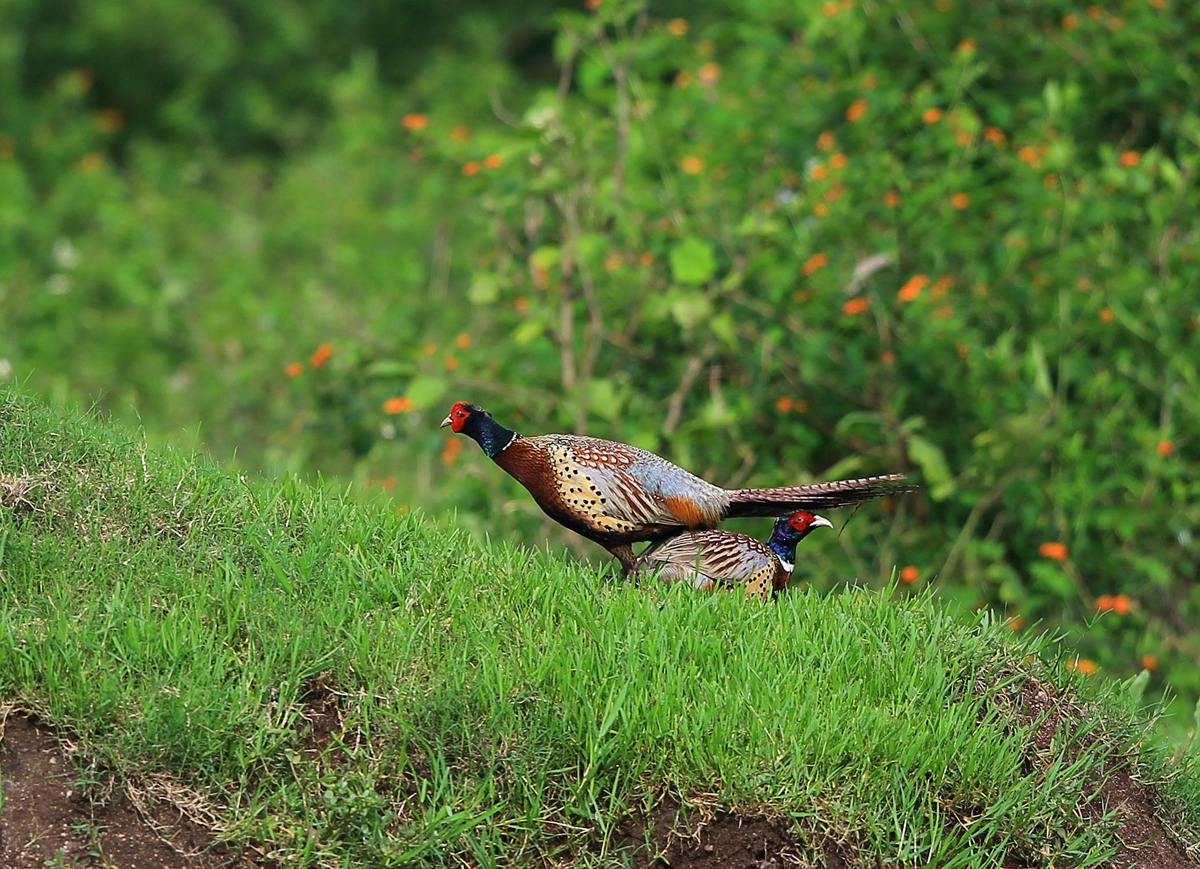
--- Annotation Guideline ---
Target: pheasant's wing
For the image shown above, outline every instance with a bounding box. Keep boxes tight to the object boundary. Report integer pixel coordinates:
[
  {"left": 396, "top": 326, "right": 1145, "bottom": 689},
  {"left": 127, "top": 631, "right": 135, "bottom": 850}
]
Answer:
[
  {"left": 533, "top": 435, "right": 728, "bottom": 533},
  {"left": 644, "top": 531, "right": 775, "bottom": 585}
]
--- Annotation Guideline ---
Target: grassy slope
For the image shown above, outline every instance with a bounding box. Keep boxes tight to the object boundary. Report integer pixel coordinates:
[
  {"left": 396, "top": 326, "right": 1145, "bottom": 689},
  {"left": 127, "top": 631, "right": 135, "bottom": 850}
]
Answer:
[{"left": 1, "top": 386, "right": 1197, "bottom": 868}]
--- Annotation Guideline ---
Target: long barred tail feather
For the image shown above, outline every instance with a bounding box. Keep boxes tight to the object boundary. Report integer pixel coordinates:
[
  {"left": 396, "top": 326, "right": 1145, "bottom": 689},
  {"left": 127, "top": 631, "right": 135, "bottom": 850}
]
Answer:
[{"left": 725, "top": 474, "right": 913, "bottom": 518}]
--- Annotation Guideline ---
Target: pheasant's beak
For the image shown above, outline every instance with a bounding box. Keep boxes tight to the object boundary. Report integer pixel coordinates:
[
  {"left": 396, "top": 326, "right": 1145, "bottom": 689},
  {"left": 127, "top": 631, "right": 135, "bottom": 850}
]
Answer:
[
  {"left": 810, "top": 515, "right": 833, "bottom": 530},
  {"left": 440, "top": 415, "right": 453, "bottom": 428}
]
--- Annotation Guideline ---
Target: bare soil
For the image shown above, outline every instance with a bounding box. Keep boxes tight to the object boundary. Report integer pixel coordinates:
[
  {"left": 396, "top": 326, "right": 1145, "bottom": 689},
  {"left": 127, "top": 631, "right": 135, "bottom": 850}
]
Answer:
[{"left": 0, "top": 713, "right": 255, "bottom": 869}]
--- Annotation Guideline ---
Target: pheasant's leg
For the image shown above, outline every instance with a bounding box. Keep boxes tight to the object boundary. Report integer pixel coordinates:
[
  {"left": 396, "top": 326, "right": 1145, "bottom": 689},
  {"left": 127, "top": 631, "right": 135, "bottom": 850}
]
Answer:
[{"left": 608, "top": 544, "right": 640, "bottom": 579}]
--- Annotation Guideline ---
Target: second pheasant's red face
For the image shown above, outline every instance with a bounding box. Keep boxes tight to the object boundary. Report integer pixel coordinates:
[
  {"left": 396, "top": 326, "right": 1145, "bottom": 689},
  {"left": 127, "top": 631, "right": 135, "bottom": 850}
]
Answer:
[
  {"left": 787, "top": 511, "right": 833, "bottom": 533},
  {"left": 441, "top": 401, "right": 476, "bottom": 432},
  {"left": 789, "top": 511, "right": 817, "bottom": 531}
]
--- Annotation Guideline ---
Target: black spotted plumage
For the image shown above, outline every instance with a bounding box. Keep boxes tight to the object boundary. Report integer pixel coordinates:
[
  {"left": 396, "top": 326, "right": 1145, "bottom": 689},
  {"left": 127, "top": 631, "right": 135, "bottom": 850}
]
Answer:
[{"left": 442, "top": 401, "right": 911, "bottom": 573}]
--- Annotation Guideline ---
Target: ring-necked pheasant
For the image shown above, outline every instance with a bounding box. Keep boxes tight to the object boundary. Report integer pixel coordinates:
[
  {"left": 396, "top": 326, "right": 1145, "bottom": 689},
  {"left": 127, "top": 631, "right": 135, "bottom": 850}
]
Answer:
[
  {"left": 637, "top": 510, "right": 833, "bottom": 600},
  {"left": 441, "top": 401, "right": 909, "bottom": 573}
]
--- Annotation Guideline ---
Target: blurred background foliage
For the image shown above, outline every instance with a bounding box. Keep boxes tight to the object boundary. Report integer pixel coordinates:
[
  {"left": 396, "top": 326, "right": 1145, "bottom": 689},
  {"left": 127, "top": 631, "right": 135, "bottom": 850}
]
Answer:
[{"left": 2, "top": 0, "right": 1200, "bottom": 728}]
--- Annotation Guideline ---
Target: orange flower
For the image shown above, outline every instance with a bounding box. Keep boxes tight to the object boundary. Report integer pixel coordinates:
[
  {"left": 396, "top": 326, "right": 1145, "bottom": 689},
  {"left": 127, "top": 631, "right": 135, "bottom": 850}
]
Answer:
[
  {"left": 1148, "top": 0, "right": 1165, "bottom": 7},
  {"left": 514, "top": 296, "right": 529, "bottom": 311},
  {"left": 675, "top": 70, "right": 693, "bottom": 88},
  {"left": 898, "top": 274, "right": 929, "bottom": 302},
  {"left": 484, "top": 154, "right": 503, "bottom": 169},
  {"left": 817, "top": 130, "right": 836, "bottom": 151},
  {"left": 586, "top": 0, "right": 601, "bottom": 9},
  {"left": 956, "top": 342, "right": 969, "bottom": 358},
  {"left": 983, "top": 127, "right": 1006, "bottom": 145},
  {"left": 1100, "top": 307, "right": 1115, "bottom": 323},
  {"left": 666, "top": 18, "right": 688, "bottom": 36},
  {"left": 422, "top": 342, "right": 437, "bottom": 355},
  {"left": 1086, "top": 4, "right": 1103, "bottom": 18},
  {"left": 881, "top": 350, "right": 895, "bottom": 365},
  {"left": 933, "top": 306, "right": 955, "bottom": 319},
  {"left": 1018, "top": 145, "right": 1042, "bottom": 167},
  {"left": 284, "top": 362, "right": 303, "bottom": 378},
  {"left": 931, "top": 275, "right": 954, "bottom": 298},
  {"left": 822, "top": 1, "right": 839, "bottom": 15},
  {"left": 445, "top": 355, "right": 459, "bottom": 371},
  {"left": 842, "top": 297, "right": 869, "bottom": 315},
  {"left": 450, "top": 124, "right": 470, "bottom": 142},
  {"left": 1156, "top": 439, "right": 1173, "bottom": 457},
  {"left": 698, "top": 62, "right": 721, "bottom": 86},
  {"left": 639, "top": 252, "right": 655, "bottom": 266},
  {"left": 802, "top": 253, "right": 829, "bottom": 276},
  {"left": 456, "top": 333, "right": 471, "bottom": 349},
  {"left": 922, "top": 107, "right": 944, "bottom": 124},
  {"left": 681, "top": 155, "right": 704, "bottom": 175},
  {"left": 1141, "top": 654, "right": 1159, "bottom": 671},
  {"left": 1096, "top": 594, "right": 1114, "bottom": 612},
  {"left": 957, "top": 38, "right": 976, "bottom": 52},
  {"left": 401, "top": 113, "right": 428, "bottom": 131},
  {"left": 899, "top": 565, "right": 919, "bottom": 584},
  {"left": 775, "top": 396, "right": 794, "bottom": 413},
  {"left": 830, "top": 153, "right": 848, "bottom": 169},
  {"left": 950, "top": 192, "right": 970, "bottom": 210},
  {"left": 811, "top": 163, "right": 827, "bottom": 180},
  {"left": 1038, "top": 541, "right": 1068, "bottom": 561},
  {"left": 1118, "top": 150, "right": 1141, "bottom": 167},
  {"left": 310, "top": 344, "right": 334, "bottom": 368},
  {"left": 1111, "top": 594, "right": 1133, "bottom": 616},
  {"left": 813, "top": 202, "right": 829, "bottom": 217},
  {"left": 383, "top": 396, "right": 414, "bottom": 414},
  {"left": 823, "top": 185, "right": 843, "bottom": 203},
  {"left": 883, "top": 190, "right": 901, "bottom": 207},
  {"left": 442, "top": 437, "right": 462, "bottom": 465},
  {"left": 1007, "top": 616, "right": 1025, "bottom": 631},
  {"left": 1068, "top": 658, "right": 1097, "bottom": 675},
  {"left": 462, "top": 161, "right": 481, "bottom": 177},
  {"left": 845, "top": 99, "right": 868, "bottom": 122},
  {"left": 1063, "top": 13, "right": 1079, "bottom": 29}
]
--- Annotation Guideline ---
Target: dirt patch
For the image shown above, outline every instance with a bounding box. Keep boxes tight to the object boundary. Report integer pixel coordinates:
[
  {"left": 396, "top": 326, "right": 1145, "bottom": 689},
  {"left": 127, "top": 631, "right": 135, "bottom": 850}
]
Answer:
[
  {"left": 1010, "top": 680, "right": 1200, "bottom": 869},
  {"left": 0, "top": 712, "right": 255, "bottom": 869},
  {"left": 615, "top": 798, "right": 854, "bottom": 869}
]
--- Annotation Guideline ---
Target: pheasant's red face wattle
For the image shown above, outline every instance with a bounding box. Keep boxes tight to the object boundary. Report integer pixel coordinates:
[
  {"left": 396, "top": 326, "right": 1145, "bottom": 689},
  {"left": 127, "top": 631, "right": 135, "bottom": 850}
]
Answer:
[
  {"left": 789, "top": 511, "right": 816, "bottom": 531},
  {"left": 444, "top": 401, "right": 474, "bottom": 433}
]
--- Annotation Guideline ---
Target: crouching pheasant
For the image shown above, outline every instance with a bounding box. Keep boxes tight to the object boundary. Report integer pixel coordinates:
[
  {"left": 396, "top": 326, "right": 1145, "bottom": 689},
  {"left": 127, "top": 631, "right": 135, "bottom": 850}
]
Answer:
[
  {"left": 637, "top": 511, "right": 832, "bottom": 600},
  {"left": 441, "top": 401, "right": 908, "bottom": 573}
]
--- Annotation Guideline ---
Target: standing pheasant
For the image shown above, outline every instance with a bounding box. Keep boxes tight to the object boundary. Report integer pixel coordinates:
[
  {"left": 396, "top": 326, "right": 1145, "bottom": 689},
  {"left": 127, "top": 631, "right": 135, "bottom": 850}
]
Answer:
[
  {"left": 441, "top": 401, "right": 909, "bottom": 572},
  {"left": 637, "top": 510, "right": 833, "bottom": 600}
]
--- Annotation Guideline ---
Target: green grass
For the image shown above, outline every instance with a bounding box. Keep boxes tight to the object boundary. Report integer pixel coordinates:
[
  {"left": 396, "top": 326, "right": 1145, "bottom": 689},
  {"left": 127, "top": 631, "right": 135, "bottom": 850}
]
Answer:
[{"left": 1, "top": 384, "right": 1198, "bottom": 868}]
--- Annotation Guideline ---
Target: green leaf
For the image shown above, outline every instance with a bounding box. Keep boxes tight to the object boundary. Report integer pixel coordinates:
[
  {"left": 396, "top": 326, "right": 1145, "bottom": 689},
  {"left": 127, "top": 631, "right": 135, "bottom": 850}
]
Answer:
[
  {"left": 669, "top": 237, "right": 716, "bottom": 286},
  {"left": 906, "top": 434, "right": 955, "bottom": 501},
  {"left": 405, "top": 375, "right": 448, "bottom": 409},
  {"left": 513, "top": 320, "right": 545, "bottom": 345},
  {"left": 467, "top": 273, "right": 500, "bottom": 305},
  {"left": 668, "top": 289, "right": 712, "bottom": 329},
  {"left": 530, "top": 246, "right": 561, "bottom": 272},
  {"left": 585, "top": 377, "right": 624, "bottom": 422}
]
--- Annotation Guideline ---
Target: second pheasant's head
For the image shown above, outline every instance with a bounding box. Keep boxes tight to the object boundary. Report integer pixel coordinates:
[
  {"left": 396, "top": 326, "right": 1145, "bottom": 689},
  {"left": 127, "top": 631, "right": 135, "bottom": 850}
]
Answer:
[
  {"left": 441, "top": 401, "right": 517, "bottom": 457},
  {"left": 770, "top": 510, "right": 833, "bottom": 547}
]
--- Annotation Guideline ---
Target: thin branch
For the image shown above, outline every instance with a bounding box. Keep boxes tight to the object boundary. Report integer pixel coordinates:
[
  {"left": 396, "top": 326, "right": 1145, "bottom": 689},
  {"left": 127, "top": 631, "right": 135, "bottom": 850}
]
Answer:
[{"left": 663, "top": 355, "right": 705, "bottom": 434}]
